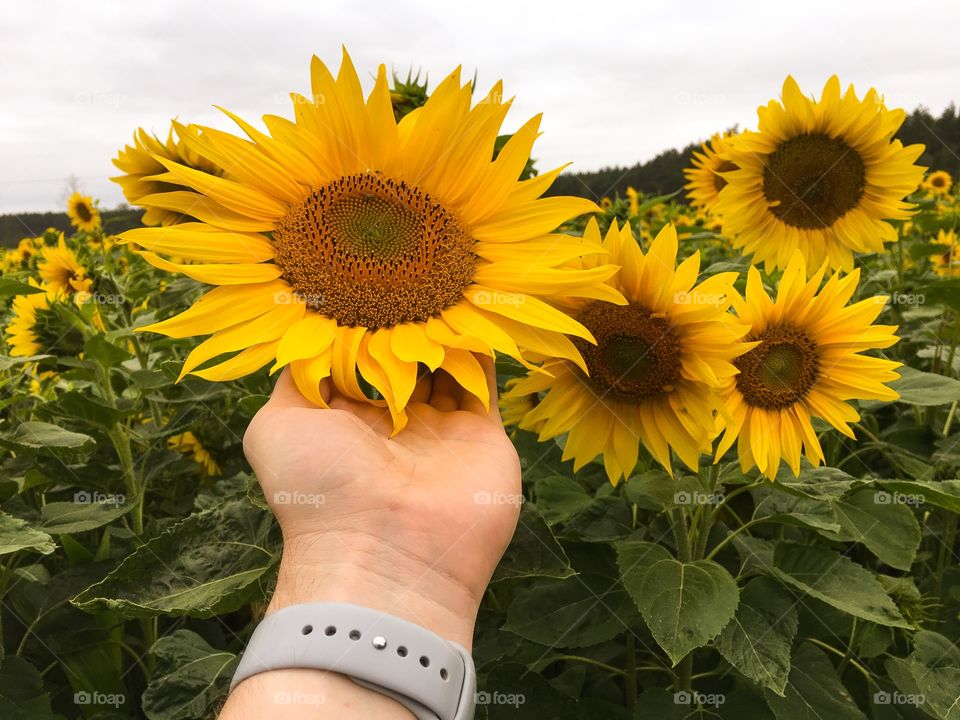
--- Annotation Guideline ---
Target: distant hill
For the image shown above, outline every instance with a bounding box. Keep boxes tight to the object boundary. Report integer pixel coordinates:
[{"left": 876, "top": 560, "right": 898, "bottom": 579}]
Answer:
[
  {"left": 545, "top": 103, "right": 960, "bottom": 200},
  {"left": 2, "top": 104, "right": 957, "bottom": 247}
]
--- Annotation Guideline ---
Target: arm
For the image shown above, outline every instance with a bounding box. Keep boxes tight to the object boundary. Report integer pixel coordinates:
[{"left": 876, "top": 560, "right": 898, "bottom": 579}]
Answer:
[{"left": 219, "top": 358, "right": 521, "bottom": 718}]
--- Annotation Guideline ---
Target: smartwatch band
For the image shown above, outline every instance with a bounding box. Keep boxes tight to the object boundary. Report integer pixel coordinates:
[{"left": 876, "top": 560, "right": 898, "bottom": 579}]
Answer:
[{"left": 230, "top": 602, "right": 476, "bottom": 720}]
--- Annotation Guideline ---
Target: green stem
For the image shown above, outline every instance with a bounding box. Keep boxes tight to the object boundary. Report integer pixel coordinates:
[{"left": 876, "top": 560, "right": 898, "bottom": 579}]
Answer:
[
  {"left": 676, "top": 654, "right": 693, "bottom": 693},
  {"left": 672, "top": 508, "right": 692, "bottom": 563},
  {"left": 705, "top": 518, "right": 768, "bottom": 561},
  {"left": 625, "top": 634, "right": 637, "bottom": 712},
  {"left": 543, "top": 655, "right": 628, "bottom": 678}
]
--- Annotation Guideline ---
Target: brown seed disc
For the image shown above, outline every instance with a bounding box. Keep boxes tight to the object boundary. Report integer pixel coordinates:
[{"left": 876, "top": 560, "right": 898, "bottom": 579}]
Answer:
[{"left": 735, "top": 324, "right": 820, "bottom": 409}]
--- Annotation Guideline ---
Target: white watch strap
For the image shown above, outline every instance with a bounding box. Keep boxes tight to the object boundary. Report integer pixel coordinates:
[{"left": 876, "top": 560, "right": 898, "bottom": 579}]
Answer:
[{"left": 230, "top": 602, "right": 476, "bottom": 720}]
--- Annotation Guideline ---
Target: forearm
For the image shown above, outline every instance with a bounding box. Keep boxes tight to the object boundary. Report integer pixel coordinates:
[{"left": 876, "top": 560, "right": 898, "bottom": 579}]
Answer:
[{"left": 219, "top": 531, "right": 479, "bottom": 719}]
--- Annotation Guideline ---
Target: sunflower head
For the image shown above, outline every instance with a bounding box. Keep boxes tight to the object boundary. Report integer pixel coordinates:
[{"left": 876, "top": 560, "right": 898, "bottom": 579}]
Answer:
[
  {"left": 168, "top": 431, "right": 222, "bottom": 478},
  {"left": 504, "top": 220, "right": 753, "bottom": 483},
  {"left": 923, "top": 170, "right": 953, "bottom": 196},
  {"left": 684, "top": 131, "right": 738, "bottom": 214},
  {"left": 67, "top": 192, "right": 101, "bottom": 233},
  {"left": 715, "top": 251, "right": 901, "bottom": 477},
  {"left": 930, "top": 228, "right": 960, "bottom": 277},
  {"left": 112, "top": 123, "right": 222, "bottom": 226},
  {"left": 5, "top": 282, "right": 85, "bottom": 357},
  {"left": 717, "top": 76, "right": 926, "bottom": 273},
  {"left": 39, "top": 234, "right": 92, "bottom": 298},
  {"left": 119, "top": 50, "right": 620, "bottom": 433}
]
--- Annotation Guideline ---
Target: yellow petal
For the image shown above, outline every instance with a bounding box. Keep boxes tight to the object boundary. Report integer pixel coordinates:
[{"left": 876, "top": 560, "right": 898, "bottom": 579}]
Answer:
[{"left": 135, "top": 251, "right": 282, "bottom": 285}]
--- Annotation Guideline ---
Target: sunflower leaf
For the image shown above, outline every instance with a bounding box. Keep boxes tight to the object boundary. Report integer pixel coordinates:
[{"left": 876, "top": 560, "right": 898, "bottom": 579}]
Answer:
[{"left": 763, "top": 643, "right": 868, "bottom": 720}]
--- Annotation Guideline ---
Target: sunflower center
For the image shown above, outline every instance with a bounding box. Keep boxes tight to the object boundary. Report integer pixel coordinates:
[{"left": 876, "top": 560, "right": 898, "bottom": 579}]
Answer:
[
  {"left": 713, "top": 160, "right": 738, "bottom": 193},
  {"left": 75, "top": 202, "right": 93, "bottom": 223},
  {"left": 272, "top": 173, "right": 477, "bottom": 327},
  {"left": 735, "top": 324, "right": 820, "bottom": 409},
  {"left": 932, "top": 176, "right": 946, "bottom": 188},
  {"left": 762, "top": 134, "right": 865, "bottom": 229},
  {"left": 574, "top": 302, "right": 682, "bottom": 402}
]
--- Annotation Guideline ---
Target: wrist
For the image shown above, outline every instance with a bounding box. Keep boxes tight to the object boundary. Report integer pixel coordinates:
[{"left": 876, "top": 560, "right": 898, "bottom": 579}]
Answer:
[{"left": 267, "top": 530, "right": 479, "bottom": 650}]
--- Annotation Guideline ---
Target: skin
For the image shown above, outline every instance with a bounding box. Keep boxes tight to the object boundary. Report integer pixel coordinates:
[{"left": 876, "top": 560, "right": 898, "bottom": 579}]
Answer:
[{"left": 219, "top": 356, "right": 522, "bottom": 719}]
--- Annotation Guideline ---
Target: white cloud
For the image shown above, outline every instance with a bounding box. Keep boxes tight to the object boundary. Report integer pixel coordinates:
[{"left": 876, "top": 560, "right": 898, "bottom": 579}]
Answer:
[{"left": 1, "top": 0, "right": 957, "bottom": 212}]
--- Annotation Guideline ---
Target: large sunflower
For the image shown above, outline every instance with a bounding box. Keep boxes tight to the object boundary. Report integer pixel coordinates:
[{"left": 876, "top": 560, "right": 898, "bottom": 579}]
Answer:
[
  {"left": 67, "top": 192, "right": 101, "bottom": 233},
  {"left": 39, "top": 235, "right": 92, "bottom": 297},
  {"left": 717, "top": 76, "right": 925, "bottom": 272},
  {"left": 923, "top": 170, "right": 953, "bottom": 197},
  {"left": 113, "top": 123, "right": 221, "bottom": 226},
  {"left": 117, "top": 50, "right": 621, "bottom": 432},
  {"left": 715, "top": 251, "right": 901, "bottom": 477},
  {"left": 683, "top": 132, "right": 738, "bottom": 215},
  {"left": 503, "top": 220, "right": 753, "bottom": 483}
]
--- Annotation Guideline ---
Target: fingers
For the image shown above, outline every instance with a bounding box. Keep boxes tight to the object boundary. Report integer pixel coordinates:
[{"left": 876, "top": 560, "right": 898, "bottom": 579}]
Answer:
[
  {"left": 460, "top": 353, "right": 500, "bottom": 420},
  {"left": 267, "top": 368, "right": 318, "bottom": 410},
  {"left": 429, "top": 369, "right": 461, "bottom": 411},
  {"left": 410, "top": 365, "right": 433, "bottom": 404}
]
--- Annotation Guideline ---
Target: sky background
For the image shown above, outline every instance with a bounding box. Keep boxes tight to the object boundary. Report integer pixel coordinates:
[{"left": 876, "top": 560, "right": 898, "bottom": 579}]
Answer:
[{"left": 1, "top": 0, "right": 958, "bottom": 214}]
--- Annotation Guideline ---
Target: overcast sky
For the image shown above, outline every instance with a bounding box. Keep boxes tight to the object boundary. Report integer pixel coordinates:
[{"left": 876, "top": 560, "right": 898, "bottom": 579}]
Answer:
[{"left": 1, "top": 0, "right": 958, "bottom": 214}]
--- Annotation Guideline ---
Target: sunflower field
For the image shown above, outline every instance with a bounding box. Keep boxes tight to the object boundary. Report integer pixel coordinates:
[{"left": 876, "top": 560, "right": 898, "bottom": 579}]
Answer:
[{"left": 1, "top": 54, "right": 960, "bottom": 719}]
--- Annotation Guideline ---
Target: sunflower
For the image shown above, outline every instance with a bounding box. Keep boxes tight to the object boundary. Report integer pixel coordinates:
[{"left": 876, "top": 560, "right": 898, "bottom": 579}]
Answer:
[
  {"left": 625, "top": 186, "right": 640, "bottom": 217},
  {"left": 500, "top": 378, "right": 542, "bottom": 431},
  {"left": 684, "top": 132, "right": 738, "bottom": 214},
  {"left": 503, "top": 220, "right": 753, "bottom": 483},
  {"left": 930, "top": 229, "right": 960, "bottom": 277},
  {"left": 112, "top": 123, "right": 221, "bottom": 226},
  {"left": 168, "top": 432, "right": 221, "bottom": 477},
  {"left": 923, "top": 170, "right": 953, "bottom": 197},
  {"left": 5, "top": 282, "right": 52, "bottom": 356},
  {"left": 715, "top": 251, "right": 900, "bottom": 477},
  {"left": 67, "top": 192, "right": 101, "bottom": 232},
  {"left": 717, "top": 76, "right": 925, "bottom": 273},
  {"left": 39, "top": 234, "right": 92, "bottom": 297},
  {"left": 117, "top": 50, "right": 620, "bottom": 432}
]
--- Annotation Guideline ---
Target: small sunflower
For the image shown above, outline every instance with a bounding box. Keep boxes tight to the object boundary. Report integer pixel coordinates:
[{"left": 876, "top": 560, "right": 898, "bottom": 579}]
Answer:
[
  {"left": 504, "top": 220, "right": 753, "bottom": 483},
  {"left": 717, "top": 76, "right": 925, "bottom": 272},
  {"left": 715, "top": 251, "right": 901, "bottom": 477},
  {"left": 6, "top": 282, "right": 52, "bottom": 356},
  {"left": 625, "top": 186, "right": 640, "bottom": 217},
  {"left": 39, "top": 235, "right": 92, "bottom": 297},
  {"left": 112, "top": 123, "right": 221, "bottom": 226},
  {"left": 116, "top": 50, "right": 618, "bottom": 433},
  {"left": 930, "top": 229, "right": 960, "bottom": 277},
  {"left": 500, "top": 378, "right": 542, "bottom": 431},
  {"left": 67, "top": 192, "right": 101, "bottom": 232},
  {"left": 168, "top": 431, "right": 222, "bottom": 477},
  {"left": 684, "top": 132, "right": 738, "bottom": 215},
  {"left": 923, "top": 170, "right": 953, "bottom": 197}
]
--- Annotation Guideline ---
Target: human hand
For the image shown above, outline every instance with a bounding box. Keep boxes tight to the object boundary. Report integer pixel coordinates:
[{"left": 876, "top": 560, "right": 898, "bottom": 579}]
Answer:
[{"left": 241, "top": 355, "right": 522, "bottom": 649}]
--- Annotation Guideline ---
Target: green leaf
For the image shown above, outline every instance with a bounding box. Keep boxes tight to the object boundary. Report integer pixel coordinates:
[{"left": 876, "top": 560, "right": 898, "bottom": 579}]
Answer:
[
  {"left": 142, "top": 629, "right": 238, "bottom": 720},
  {"left": 0, "top": 656, "right": 64, "bottom": 720},
  {"left": 0, "top": 278, "right": 44, "bottom": 299},
  {"left": 503, "top": 573, "right": 637, "bottom": 648},
  {"left": 637, "top": 558, "right": 739, "bottom": 666},
  {"left": 82, "top": 334, "right": 134, "bottom": 367},
  {"left": 72, "top": 498, "right": 276, "bottom": 618},
  {"left": 0, "top": 512, "right": 55, "bottom": 556},
  {"left": 617, "top": 540, "right": 673, "bottom": 609},
  {"left": 715, "top": 577, "right": 798, "bottom": 695},
  {"left": 878, "top": 479, "right": 960, "bottom": 514},
  {"left": 480, "top": 663, "right": 579, "bottom": 719},
  {"left": 45, "top": 390, "right": 127, "bottom": 428},
  {"left": 885, "top": 631, "right": 960, "bottom": 720},
  {"left": 826, "top": 488, "right": 921, "bottom": 570},
  {"left": 772, "top": 542, "right": 909, "bottom": 627},
  {"left": 492, "top": 503, "right": 573, "bottom": 582},
  {"left": 753, "top": 487, "right": 842, "bottom": 533},
  {"left": 39, "top": 498, "right": 133, "bottom": 535},
  {"left": 887, "top": 367, "right": 960, "bottom": 407},
  {"left": 764, "top": 643, "right": 868, "bottom": 720},
  {"left": 916, "top": 278, "right": 960, "bottom": 312},
  {"left": 533, "top": 475, "right": 631, "bottom": 541},
  {"left": 534, "top": 475, "right": 593, "bottom": 524},
  {"left": 0, "top": 421, "right": 95, "bottom": 461}
]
